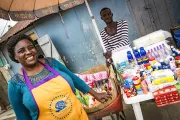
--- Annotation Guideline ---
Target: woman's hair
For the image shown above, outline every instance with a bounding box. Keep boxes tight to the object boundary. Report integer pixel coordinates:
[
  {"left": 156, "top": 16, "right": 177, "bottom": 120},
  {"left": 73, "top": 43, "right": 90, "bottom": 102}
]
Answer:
[{"left": 6, "top": 34, "right": 35, "bottom": 63}]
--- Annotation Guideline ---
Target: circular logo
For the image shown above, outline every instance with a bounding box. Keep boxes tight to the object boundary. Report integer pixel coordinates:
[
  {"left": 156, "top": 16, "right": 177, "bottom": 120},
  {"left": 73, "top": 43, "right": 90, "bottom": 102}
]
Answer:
[{"left": 49, "top": 95, "right": 72, "bottom": 119}]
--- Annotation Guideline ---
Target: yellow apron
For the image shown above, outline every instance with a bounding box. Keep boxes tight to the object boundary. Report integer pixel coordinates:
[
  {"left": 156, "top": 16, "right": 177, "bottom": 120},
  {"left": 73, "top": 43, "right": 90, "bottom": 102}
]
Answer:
[{"left": 23, "top": 62, "right": 88, "bottom": 120}]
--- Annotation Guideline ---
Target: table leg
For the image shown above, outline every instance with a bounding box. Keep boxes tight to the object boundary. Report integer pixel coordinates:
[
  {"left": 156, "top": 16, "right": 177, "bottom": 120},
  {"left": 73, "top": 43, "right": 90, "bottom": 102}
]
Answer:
[{"left": 132, "top": 103, "right": 144, "bottom": 120}]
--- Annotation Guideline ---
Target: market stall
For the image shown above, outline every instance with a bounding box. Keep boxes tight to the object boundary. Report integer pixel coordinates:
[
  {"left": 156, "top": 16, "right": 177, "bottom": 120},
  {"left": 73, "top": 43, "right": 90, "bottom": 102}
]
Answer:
[
  {"left": 112, "top": 30, "right": 180, "bottom": 120},
  {"left": 75, "top": 65, "right": 125, "bottom": 120}
]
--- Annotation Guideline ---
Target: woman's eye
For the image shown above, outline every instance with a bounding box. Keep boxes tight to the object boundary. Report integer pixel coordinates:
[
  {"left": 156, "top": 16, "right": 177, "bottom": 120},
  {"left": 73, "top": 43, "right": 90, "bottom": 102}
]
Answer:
[
  {"left": 18, "top": 50, "right": 24, "bottom": 53},
  {"left": 28, "top": 46, "right": 35, "bottom": 50}
]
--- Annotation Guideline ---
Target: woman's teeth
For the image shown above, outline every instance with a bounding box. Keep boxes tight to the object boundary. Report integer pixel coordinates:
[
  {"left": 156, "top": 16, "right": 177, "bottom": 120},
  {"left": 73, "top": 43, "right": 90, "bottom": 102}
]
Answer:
[{"left": 27, "top": 56, "right": 33, "bottom": 60}]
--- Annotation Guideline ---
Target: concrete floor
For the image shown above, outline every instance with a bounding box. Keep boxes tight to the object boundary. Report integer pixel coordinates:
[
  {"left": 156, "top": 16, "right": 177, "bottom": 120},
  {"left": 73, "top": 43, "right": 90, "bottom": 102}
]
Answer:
[
  {"left": 1, "top": 100, "right": 180, "bottom": 120},
  {"left": 103, "top": 100, "right": 180, "bottom": 120},
  {"left": 0, "top": 109, "right": 15, "bottom": 120},
  {"left": 123, "top": 100, "right": 180, "bottom": 120}
]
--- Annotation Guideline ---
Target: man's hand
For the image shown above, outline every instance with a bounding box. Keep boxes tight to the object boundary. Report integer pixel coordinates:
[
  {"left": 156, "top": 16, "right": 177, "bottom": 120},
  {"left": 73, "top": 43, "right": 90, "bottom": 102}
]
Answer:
[
  {"left": 103, "top": 51, "right": 112, "bottom": 59},
  {"left": 103, "top": 51, "right": 113, "bottom": 67}
]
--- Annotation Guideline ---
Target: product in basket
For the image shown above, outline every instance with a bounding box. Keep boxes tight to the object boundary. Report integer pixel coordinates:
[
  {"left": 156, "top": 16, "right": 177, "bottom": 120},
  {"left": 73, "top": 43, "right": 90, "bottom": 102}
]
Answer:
[
  {"left": 76, "top": 77, "right": 114, "bottom": 108},
  {"left": 76, "top": 89, "right": 100, "bottom": 109},
  {"left": 93, "top": 79, "right": 112, "bottom": 92}
]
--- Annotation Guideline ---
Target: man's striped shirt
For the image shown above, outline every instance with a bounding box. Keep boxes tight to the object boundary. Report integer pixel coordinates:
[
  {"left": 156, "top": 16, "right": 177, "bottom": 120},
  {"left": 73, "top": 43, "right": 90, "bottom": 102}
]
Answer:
[{"left": 100, "top": 20, "right": 129, "bottom": 51}]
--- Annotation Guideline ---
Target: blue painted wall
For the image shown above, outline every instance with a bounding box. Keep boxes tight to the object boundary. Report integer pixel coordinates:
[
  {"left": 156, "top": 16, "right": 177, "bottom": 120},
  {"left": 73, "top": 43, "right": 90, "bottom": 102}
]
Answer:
[
  {"left": 0, "top": 0, "right": 139, "bottom": 74},
  {"left": 33, "top": 0, "right": 139, "bottom": 73},
  {"left": 87, "top": 0, "right": 139, "bottom": 42}
]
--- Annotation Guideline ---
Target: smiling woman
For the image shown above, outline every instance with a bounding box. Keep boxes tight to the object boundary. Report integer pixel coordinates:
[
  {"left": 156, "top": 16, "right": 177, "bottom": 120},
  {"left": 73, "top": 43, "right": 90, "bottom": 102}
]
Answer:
[
  {"left": 7, "top": 34, "right": 112, "bottom": 120},
  {"left": 7, "top": 35, "right": 36, "bottom": 63}
]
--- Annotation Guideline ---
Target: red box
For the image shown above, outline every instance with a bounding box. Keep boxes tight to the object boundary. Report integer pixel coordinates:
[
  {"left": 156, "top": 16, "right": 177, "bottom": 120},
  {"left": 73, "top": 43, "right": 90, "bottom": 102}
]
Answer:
[{"left": 153, "top": 86, "right": 180, "bottom": 107}]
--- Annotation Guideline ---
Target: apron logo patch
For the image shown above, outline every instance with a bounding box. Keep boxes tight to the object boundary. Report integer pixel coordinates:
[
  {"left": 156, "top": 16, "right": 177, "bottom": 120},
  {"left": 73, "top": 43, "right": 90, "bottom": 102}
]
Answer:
[
  {"left": 49, "top": 95, "right": 72, "bottom": 119},
  {"left": 55, "top": 100, "right": 67, "bottom": 112}
]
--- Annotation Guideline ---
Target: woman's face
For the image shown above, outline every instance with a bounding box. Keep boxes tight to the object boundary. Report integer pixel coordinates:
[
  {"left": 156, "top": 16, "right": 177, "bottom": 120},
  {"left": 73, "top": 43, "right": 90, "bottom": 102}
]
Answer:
[{"left": 14, "top": 39, "right": 38, "bottom": 67}]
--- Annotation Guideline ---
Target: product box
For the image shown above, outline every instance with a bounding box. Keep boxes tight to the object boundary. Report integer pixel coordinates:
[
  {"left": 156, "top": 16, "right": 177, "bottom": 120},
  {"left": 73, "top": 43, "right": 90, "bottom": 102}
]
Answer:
[{"left": 153, "top": 86, "right": 180, "bottom": 107}]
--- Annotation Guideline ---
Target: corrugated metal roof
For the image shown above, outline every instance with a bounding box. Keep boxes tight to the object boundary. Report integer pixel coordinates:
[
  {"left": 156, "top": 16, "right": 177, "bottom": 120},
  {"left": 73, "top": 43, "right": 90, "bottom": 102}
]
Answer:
[{"left": 1, "top": 18, "right": 37, "bottom": 42}]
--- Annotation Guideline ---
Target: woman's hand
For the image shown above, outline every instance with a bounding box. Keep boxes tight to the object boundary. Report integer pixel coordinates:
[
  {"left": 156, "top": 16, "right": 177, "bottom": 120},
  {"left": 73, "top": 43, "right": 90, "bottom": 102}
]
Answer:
[
  {"left": 88, "top": 88, "right": 112, "bottom": 103},
  {"left": 94, "top": 92, "right": 112, "bottom": 103}
]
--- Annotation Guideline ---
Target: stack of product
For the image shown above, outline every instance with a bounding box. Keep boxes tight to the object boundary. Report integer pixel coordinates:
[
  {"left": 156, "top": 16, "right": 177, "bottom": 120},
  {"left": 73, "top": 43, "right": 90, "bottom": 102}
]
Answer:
[
  {"left": 118, "top": 42, "right": 180, "bottom": 107},
  {"left": 153, "top": 86, "right": 180, "bottom": 107}
]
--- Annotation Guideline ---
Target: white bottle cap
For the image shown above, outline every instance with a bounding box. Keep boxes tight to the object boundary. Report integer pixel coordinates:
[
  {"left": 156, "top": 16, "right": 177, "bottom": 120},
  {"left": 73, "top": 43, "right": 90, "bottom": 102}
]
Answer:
[
  {"left": 160, "top": 59, "right": 164, "bottom": 63},
  {"left": 133, "top": 47, "right": 137, "bottom": 50}
]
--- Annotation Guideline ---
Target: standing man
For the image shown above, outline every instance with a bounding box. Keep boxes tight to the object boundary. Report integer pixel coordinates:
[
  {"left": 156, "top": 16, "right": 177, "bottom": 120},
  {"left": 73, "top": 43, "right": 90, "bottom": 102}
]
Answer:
[
  {"left": 100, "top": 7, "right": 130, "bottom": 51},
  {"left": 100, "top": 7, "right": 130, "bottom": 66}
]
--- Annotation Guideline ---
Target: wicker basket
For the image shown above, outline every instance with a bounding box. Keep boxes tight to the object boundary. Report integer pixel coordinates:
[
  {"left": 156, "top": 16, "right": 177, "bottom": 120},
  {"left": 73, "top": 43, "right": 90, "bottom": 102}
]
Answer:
[{"left": 80, "top": 65, "right": 120, "bottom": 113}]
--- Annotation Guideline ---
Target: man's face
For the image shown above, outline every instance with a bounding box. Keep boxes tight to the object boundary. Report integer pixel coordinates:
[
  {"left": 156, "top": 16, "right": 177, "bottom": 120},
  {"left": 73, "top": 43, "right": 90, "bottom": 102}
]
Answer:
[{"left": 101, "top": 9, "right": 113, "bottom": 24}]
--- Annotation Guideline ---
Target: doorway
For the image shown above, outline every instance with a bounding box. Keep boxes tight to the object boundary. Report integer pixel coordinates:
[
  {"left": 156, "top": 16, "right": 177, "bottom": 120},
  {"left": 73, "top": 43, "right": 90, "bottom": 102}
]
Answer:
[{"left": 127, "top": 0, "right": 178, "bottom": 36}]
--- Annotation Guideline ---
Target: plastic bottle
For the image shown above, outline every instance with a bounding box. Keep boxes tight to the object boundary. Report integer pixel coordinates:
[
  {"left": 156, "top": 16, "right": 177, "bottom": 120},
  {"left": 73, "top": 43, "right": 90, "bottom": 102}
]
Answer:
[
  {"left": 157, "top": 46, "right": 165, "bottom": 59},
  {"left": 146, "top": 50, "right": 152, "bottom": 59},
  {"left": 172, "top": 53, "right": 176, "bottom": 58},
  {"left": 162, "top": 44, "right": 171, "bottom": 55},
  {"left": 169, "top": 58, "right": 176, "bottom": 71},
  {"left": 141, "top": 80, "right": 148, "bottom": 94},
  {"left": 178, "top": 51, "right": 180, "bottom": 56},
  {"left": 160, "top": 59, "right": 166, "bottom": 69},
  {"left": 159, "top": 45, "right": 168, "bottom": 57},
  {"left": 175, "top": 49, "right": 179, "bottom": 56},
  {"left": 171, "top": 46, "right": 174, "bottom": 49},
  {"left": 171, "top": 46, "right": 174, "bottom": 54},
  {"left": 150, "top": 49, "right": 156, "bottom": 59},
  {"left": 127, "top": 51, "right": 135, "bottom": 65},
  {"left": 154, "top": 47, "right": 161, "bottom": 61},
  {"left": 140, "top": 47, "right": 149, "bottom": 64},
  {"left": 171, "top": 47, "right": 176, "bottom": 55},
  {"left": 133, "top": 47, "right": 142, "bottom": 66},
  {"left": 159, "top": 45, "right": 165, "bottom": 54}
]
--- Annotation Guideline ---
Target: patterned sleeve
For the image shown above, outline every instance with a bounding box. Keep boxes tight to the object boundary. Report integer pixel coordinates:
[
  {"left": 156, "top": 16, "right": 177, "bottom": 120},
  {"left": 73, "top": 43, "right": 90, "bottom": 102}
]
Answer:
[
  {"left": 100, "top": 31, "right": 110, "bottom": 51},
  {"left": 121, "top": 20, "right": 129, "bottom": 45}
]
